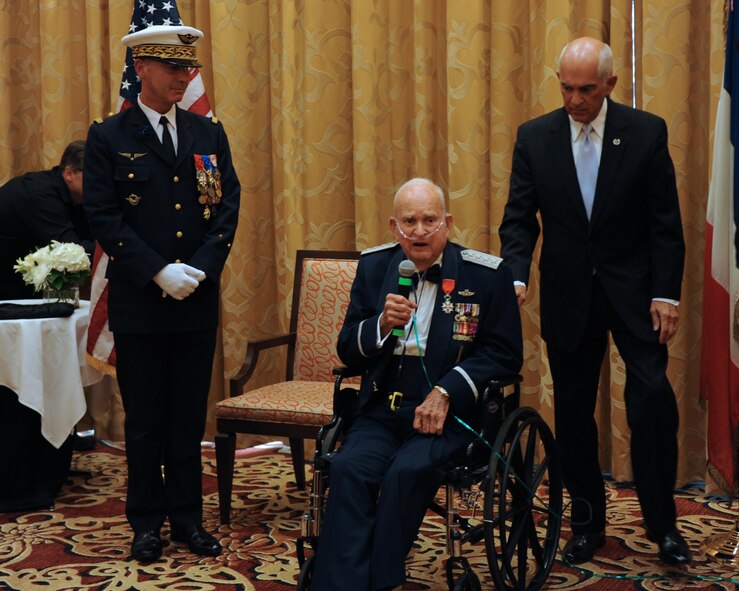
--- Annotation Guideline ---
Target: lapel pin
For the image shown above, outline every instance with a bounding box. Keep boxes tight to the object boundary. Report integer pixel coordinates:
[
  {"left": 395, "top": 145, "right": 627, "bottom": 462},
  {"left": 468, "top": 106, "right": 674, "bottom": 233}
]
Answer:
[
  {"left": 613, "top": 138, "right": 621, "bottom": 146},
  {"left": 457, "top": 289, "right": 475, "bottom": 297}
]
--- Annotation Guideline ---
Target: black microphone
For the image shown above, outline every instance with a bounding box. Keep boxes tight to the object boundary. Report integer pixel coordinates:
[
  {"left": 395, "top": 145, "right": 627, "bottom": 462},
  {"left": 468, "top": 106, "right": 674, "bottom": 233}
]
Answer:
[{"left": 392, "top": 260, "right": 417, "bottom": 337}]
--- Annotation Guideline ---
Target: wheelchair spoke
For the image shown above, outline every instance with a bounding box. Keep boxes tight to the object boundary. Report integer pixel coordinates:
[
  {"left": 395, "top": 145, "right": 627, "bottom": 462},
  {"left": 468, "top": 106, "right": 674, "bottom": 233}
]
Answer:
[
  {"left": 526, "top": 513, "right": 545, "bottom": 565},
  {"left": 530, "top": 455, "right": 549, "bottom": 491},
  {"left": 523, "top": 422, "right": 538, "bottom": 476}
]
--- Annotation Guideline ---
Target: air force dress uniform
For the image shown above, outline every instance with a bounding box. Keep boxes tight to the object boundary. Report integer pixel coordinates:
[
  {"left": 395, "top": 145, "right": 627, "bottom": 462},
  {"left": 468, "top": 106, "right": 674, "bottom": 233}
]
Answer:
[{"left": 311, "top": 240, "right": 523, "bottom": 591}]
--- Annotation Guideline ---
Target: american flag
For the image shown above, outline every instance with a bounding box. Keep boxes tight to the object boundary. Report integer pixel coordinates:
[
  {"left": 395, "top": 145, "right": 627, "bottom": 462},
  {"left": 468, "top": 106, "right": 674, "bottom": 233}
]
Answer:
[
  {"left": 86, "top": 0, "right": 212, "bottom": 374},
  {"left": 699, "top": 0, "right": 739, "bottom": 493}
]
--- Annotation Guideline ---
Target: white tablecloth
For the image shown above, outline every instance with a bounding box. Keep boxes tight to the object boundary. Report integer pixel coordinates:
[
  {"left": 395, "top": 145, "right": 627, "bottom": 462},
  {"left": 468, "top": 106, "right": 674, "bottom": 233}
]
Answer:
[{"left": 0, "top": 300, "right": 102, "bottom": 448}]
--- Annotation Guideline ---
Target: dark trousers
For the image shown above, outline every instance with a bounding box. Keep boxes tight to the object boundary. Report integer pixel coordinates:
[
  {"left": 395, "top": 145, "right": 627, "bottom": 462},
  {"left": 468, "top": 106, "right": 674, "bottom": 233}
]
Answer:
[
  {"left": 311, "top": 384, "right": 473, "bottom": 591},
  {"left": 114, "top": 329, "right": 216, "bottom": 533},
  {"left": 547, "top": 277, "right": 678, "bottom": 537}
]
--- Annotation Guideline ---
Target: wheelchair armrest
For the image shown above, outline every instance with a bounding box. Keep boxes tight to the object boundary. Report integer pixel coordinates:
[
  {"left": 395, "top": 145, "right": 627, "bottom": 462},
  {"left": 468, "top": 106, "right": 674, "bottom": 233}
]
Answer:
[
  {"left": 332, "top": 365, "right": 363, "bottom": 378},
  {"left": 312, "top": 367, "right": 362, "bottom": 463},
  {"left": 228, "top": 333, "right": 296, "bottom": 396},
  {"left": 481, "top": 375, "right": 522, "bottom": 406},
  {"left": 332, "top": 368, "right": 360, "bottom": 416},
  {"left": 484, "top": 375, "right": 522, "bottom": 393},
  {"left": 476, "top": 374, "right": 522, "bottom": 448}
]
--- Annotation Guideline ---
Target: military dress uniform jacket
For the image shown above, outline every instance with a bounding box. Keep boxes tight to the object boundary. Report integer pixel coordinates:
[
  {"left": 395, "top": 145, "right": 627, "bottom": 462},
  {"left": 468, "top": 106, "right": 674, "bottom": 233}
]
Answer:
[
  {"left": 337, "top": 241, "right": 523, "bottom": 423},
  {"left": 83, "top": 105, "right": 240, "bottom": 334},
  {"left": 500, "top": 99, "right": 685, "bottom": 351},
  {"left": 0, "top": 167, "right": 93, "bottom": 300}
]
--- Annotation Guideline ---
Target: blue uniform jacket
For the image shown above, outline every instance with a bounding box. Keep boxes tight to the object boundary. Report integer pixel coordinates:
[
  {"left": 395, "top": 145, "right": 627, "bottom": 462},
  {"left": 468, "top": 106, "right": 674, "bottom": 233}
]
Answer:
[
  {"left": 338, "top": 241, "right": 523, "bottom": 423},
  {"left": 83, "top": 105, "right": 240, "bottom": 334}
]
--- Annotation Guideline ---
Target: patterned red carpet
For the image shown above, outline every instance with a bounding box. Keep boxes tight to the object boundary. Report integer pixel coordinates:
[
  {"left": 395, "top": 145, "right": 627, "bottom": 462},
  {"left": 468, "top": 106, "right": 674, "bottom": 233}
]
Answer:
[{"left": 0, "top": 443, "right": 737, "bottom": 591}]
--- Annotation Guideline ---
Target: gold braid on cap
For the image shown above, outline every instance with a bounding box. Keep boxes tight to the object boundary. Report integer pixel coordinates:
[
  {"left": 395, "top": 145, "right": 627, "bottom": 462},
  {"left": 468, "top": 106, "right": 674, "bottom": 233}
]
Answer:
[{"left": 132, "top": 44, "right": 197, "bottom": 61}]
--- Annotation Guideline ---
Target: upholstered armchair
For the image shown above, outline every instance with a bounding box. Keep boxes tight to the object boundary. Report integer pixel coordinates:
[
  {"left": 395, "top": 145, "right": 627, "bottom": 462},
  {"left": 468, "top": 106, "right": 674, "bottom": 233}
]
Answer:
[{"left": 214, "top": 249, "right": 359, "bottom": 523}]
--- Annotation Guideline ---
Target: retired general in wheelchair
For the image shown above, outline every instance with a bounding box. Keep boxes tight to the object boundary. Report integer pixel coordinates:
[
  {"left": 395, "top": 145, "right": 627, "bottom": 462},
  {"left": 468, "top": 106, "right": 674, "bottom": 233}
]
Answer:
[{"left": 298, "top": 178, "right": 561, "bottom": 591}]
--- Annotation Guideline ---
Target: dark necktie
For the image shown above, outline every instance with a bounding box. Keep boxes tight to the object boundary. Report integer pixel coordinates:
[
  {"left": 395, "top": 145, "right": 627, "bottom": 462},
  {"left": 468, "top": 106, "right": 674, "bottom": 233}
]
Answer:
[{"left": 160, "top": 116, "right": 176, "bottom": 163}]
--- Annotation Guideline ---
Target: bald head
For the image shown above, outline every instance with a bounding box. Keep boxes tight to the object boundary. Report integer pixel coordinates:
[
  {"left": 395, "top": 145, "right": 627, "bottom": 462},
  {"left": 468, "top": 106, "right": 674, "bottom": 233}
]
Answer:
[
  {"left": 558, "top": 37, "right": 614, "bottom": 80},
  {"left": 557, "top": 37, "right": 617, "bottom": 124},
  {"left": 393, "top": 178, "right": 446, "bottom": 215}
]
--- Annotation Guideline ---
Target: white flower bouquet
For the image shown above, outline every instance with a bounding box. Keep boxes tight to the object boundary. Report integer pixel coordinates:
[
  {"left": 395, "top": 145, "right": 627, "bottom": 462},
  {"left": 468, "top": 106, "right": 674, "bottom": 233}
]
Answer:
[{"left": 14, "top": 240, "right": 91, "bottom": 292}]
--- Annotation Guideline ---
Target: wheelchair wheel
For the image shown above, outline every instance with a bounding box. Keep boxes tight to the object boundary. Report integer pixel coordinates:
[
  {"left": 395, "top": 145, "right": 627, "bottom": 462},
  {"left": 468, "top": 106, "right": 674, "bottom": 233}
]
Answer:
[
  {"left": 483, "top": 407, "right": 562, "bottom": 591},
  {"left": 296, "top": 553, "right": 315, "bottom": 590},
  {"left": 452, "top": 570, "right": 482, "bottom": 591}
]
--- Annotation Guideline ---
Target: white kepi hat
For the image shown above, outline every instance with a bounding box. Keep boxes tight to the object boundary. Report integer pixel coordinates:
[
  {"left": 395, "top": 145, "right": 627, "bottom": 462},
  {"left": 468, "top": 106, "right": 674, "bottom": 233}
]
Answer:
[{"left": 122, "top": 24, "right": 204, "bottom": 68}]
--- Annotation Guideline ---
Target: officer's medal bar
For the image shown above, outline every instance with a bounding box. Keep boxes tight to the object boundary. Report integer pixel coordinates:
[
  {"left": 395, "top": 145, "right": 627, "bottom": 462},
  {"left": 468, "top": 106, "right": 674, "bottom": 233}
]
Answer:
[{"left": 194, "top": 154, "right": 222, "bottom": 220}]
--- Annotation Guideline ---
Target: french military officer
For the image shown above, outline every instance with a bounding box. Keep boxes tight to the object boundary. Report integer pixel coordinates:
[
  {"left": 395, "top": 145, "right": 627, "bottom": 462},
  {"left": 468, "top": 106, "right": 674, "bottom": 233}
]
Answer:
[{"left": 83, "top": 23, "right": 240, "bottom": 562}]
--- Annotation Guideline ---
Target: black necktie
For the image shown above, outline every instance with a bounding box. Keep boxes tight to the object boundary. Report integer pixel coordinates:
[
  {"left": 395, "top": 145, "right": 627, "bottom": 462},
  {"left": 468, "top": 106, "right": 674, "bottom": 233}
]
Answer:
[
  {"left": 160, "top": 116, "right": 176, "bottom": 163},
  {"left": 413, "top": 263, "right": 441, "bottom": 286}
]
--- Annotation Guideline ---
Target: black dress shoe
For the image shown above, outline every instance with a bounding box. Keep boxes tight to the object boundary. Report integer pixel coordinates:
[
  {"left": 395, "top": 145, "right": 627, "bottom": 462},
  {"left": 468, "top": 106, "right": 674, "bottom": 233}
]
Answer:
[
  {"left": 648, "top": 529, "right": 692, "bottom": 565},
  {"left": 131, "top": 530, "right": 162, "bottom": 562},
  {"left": 562, "top": 531, "right": 606, "bottom": 564},
  {"left": 171, "top": 525, "right": 221, "bottom": 556},
  {"left": 71, "top": 432, "right": 97, "bottom": 451}
]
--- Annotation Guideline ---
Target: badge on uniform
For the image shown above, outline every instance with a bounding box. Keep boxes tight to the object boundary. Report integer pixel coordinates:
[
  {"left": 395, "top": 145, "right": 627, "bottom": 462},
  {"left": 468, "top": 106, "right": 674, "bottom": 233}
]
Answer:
[
  {"left": 194, "top": 154, "right": 222, "bottom": 220},
  {"left": 453, "top": 303, "right": 479, "bottom": 342},
  {"left": 441, "top": 278, "right": 455, "bottom": 314}
]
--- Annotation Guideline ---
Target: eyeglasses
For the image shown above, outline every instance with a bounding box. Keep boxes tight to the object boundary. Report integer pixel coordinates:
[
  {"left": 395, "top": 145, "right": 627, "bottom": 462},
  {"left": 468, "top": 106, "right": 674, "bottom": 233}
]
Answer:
[
  {"left": 394, "top": 218, "right": 446, "bottom": 240},
  {"left": 162, "top": 63, "right": 196, "bottom": 75}
]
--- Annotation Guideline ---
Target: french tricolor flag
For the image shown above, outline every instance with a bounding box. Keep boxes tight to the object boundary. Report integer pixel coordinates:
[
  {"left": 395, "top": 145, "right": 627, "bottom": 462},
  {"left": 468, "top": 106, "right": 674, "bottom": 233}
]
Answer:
[{"left": 700, "top": 1, "right": 739, "bottom": 493}]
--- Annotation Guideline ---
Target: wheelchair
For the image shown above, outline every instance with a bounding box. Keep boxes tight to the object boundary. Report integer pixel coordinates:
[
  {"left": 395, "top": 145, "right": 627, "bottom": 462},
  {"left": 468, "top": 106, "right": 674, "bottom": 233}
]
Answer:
[{"left": 295, "top": 369, "right": 563, "bottom": 591}]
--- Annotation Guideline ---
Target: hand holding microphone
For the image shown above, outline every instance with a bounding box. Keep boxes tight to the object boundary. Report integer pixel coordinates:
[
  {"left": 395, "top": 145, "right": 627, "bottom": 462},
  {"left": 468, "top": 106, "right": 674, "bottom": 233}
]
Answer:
[
  {"left": 380, "top": 260, "right": 417, "bottom": 337},
  {"left": 154, "top": 263, "right": 206, "bottom": 300}
]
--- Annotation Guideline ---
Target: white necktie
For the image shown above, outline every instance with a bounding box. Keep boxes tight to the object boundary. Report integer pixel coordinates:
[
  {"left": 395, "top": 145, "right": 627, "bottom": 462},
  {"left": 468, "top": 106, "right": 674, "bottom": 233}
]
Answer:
[{"left": 575, "top": 123, "right": 598, "bottom": 219}]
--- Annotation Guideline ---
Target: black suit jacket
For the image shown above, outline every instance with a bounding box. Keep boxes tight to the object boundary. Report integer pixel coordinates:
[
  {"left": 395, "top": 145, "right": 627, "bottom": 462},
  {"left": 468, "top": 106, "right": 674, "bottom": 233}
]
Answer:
[
  {"left": 0, "top": 167, "right": 93, "bottom": 300},
  {"left": 83, "top": 105, "right": 240, "bottom": 334},
  {"left": 337, "top": 241, "right": 523, "bottom": 424},
  {"left": 500, "top": 99, "right": 685, "bottom": 350}
]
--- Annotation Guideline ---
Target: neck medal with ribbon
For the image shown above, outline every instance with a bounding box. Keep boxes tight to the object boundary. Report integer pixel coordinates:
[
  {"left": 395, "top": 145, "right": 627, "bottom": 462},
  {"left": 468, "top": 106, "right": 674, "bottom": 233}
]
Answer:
[
  {"left": 194, "top": 154, "right": 223, "bottom": 220},
  {"left": 441, "top": 278, "right": 455, "bottom": 314}
]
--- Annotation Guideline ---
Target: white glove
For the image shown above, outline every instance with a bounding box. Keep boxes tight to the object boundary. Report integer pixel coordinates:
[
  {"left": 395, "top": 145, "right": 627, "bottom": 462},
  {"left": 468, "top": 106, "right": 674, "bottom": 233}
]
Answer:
[{"left": 154, "top": 263, "right": 206, "bottom": 300}]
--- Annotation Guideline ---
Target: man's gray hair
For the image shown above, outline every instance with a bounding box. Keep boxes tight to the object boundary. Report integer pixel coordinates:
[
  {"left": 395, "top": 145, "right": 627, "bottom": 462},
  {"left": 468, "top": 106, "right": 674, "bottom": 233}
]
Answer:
[
  {"left": 393, "top": 178, "right": 446, "bottom": 212},
  {"left": 557, "top": 41, "right": 614, "bottom": 80}
]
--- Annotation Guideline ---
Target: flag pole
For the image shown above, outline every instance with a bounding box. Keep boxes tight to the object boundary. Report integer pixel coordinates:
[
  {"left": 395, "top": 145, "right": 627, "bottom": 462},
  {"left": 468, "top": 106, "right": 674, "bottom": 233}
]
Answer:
[{"left": 702, "top": 519, "right": 739, "bottom": 564}]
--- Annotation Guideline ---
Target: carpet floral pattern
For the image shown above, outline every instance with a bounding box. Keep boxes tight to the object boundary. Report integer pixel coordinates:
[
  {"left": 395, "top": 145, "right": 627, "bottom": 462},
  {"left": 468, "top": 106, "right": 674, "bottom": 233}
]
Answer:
[{"left": 1, "top": 445, "right": 738, "bottom": 590}]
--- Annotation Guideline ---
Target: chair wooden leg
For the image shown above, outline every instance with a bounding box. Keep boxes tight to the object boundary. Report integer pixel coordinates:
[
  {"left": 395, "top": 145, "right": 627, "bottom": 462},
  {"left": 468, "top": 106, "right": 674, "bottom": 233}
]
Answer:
[
  {"left": 289, "top": 437, "right": 306, "bottom": 490},
  {"left": 215, "top": 432, "right": 236, "bottom": 524}
]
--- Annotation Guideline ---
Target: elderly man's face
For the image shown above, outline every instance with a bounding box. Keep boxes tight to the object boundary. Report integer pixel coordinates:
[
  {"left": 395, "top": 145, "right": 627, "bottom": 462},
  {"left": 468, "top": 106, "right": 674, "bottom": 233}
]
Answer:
[
  {"left": 390, "top": 183, "right": 451, "bottom": 272},
  {"left": 557, "top": 47, "right": 616, "bottom": 124}
]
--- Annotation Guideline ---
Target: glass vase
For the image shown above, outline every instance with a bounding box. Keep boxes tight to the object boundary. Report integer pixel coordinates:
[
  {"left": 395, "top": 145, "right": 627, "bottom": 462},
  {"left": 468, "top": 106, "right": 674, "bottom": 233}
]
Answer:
[{"left": 43, "top": 285, "right": 80, "bottom": 308}]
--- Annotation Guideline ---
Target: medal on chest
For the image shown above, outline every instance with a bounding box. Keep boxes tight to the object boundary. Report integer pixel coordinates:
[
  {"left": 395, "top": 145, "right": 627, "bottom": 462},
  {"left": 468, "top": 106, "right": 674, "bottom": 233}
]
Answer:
[{"left": 441, "top": 278, "right": 455, "bottom": 314}]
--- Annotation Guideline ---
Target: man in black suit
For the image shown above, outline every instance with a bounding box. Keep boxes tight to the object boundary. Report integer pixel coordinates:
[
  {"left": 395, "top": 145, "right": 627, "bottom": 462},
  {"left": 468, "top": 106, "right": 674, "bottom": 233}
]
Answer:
[
  {"left": 500, "top": 37, "right": 689, "bottom": 565},
  {"left": 84, "top": 24, "right": 240, "bottom": 562},
  {"left": 312, "top": 178, "right": 523, "bottom": 590},
  {"left": 0, "top": 141, "right": 91, "bottom": 300}
]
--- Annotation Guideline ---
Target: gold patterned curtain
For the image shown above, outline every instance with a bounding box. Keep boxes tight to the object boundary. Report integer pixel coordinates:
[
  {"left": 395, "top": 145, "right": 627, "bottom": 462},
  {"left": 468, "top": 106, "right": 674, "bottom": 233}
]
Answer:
[{"left": 0, "top": 0, "right": 726, "bottom": 489}]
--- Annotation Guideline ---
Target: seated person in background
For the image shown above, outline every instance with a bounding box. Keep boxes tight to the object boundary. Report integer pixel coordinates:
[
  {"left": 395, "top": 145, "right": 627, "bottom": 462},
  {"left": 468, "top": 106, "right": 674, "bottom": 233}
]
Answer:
[
  {"left": 311, "top": 178, "right": 523, "bottom": 591},
  {"left": 0, "top": 140, "right": 92, "bottom": 299}
]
